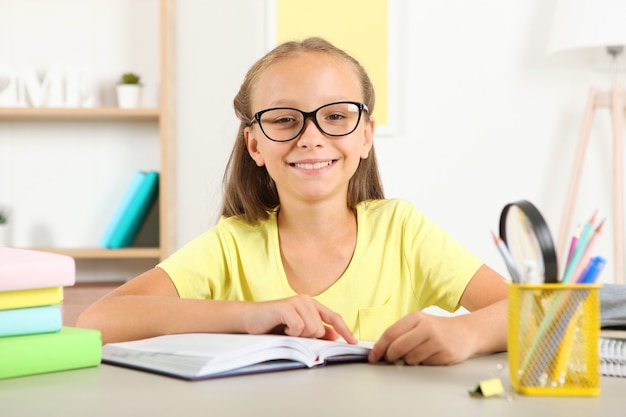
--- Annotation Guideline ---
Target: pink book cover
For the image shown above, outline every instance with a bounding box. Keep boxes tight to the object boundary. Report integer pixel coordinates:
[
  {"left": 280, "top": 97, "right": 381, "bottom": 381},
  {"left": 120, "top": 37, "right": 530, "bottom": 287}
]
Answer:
[{"left": 0, "top": 248, "right": 75, "bottom": 291}]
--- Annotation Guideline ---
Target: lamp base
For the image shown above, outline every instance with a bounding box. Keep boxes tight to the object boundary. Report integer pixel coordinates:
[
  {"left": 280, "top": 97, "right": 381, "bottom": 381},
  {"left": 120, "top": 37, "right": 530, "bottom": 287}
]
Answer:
[{"left": 558, "top": 83, "right": 625, "bottom": 284}]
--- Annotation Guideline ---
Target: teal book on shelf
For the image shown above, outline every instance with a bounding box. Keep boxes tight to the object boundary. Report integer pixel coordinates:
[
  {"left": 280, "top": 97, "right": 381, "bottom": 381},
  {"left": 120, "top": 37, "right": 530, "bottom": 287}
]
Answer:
[
  {"left": 99, "top": 171, "right": 146, "bottom": 248},
  {"left": 131, "top": 194, "right": 160, "bottom": 247},
  {"left": 105, "top": 171, "right": 159, "bottom": 249}
]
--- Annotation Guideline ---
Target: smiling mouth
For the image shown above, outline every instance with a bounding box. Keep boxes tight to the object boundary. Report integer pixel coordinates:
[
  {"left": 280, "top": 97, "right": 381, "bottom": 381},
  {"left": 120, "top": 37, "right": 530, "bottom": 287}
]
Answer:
[{"left": 291, "top": 160, "right": 336, "bottom": 170}]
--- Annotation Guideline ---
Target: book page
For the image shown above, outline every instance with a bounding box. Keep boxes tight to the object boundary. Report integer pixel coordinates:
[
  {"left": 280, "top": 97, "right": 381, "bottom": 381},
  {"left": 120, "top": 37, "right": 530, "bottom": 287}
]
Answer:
[{"left": 102, "top": 333, "right": 372, "bottom": 380}]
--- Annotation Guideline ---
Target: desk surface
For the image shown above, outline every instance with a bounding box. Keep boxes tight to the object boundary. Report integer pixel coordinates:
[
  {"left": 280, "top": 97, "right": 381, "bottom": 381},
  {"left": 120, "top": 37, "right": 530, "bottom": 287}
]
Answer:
[{"left": 1, "top": 353, "right": 624, "bottom": 417}]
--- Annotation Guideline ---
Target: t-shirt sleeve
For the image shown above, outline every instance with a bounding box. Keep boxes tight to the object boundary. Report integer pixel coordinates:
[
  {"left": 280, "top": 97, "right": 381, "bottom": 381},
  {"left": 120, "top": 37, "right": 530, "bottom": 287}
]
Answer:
[
  {"left": 157, "top": 226, "right": 227, "bottom": 300},
  {"left": 404, "top": 204, "right": 484, "bottom": 312}
]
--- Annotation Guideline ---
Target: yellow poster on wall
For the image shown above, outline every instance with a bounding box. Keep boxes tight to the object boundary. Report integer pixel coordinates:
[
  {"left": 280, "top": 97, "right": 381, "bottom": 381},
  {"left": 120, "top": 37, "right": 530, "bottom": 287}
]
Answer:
[{"left": 275, "top": 0, "right": 389, "bottom": 127}]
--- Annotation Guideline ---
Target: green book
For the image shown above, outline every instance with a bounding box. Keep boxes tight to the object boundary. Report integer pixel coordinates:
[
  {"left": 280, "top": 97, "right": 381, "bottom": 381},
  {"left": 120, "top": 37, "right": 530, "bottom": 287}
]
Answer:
[{"left": 0, "top": 327, "right": 102, "bottom": 379}]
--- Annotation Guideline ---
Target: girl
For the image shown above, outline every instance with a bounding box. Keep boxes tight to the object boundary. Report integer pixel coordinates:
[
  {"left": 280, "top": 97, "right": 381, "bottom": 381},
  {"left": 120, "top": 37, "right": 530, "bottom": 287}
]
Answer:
[{"left": 78, "top": 37, "right": 508, "bottom": 366}]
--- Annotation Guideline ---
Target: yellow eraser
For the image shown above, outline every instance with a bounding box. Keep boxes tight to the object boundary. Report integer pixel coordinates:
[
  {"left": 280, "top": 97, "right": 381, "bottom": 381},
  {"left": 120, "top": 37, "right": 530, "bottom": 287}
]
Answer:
[{"left": 469, "top": 377, "right": 504, "bottom": 398}]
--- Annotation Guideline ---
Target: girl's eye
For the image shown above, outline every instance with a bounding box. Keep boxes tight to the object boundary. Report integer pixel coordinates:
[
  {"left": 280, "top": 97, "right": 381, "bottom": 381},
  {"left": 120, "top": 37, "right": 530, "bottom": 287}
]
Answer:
[
  {"left": 274, "top": 116, "right": 296, "bottom": 124},
  {"left": 327, "top": 113, "right": 346, "bottom": 121},
  {"left": 260, "top": 109, "right": 302, "bottom": 126}
]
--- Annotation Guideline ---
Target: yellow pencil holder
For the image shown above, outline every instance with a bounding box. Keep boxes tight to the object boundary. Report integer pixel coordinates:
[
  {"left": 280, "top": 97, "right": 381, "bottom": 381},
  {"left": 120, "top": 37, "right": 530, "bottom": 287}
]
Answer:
[{"left": 507, "top": 284, "right": 601, "bottom": 396}]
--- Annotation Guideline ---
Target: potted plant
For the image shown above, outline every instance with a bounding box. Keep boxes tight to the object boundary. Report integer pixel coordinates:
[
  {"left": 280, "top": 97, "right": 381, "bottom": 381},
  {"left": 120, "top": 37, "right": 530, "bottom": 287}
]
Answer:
[
  {"left": 0, "top": 210, "right": 9, "bottom": 247},
  {"left": 116, "top": 72, "right": 143, "bottom": 108}
]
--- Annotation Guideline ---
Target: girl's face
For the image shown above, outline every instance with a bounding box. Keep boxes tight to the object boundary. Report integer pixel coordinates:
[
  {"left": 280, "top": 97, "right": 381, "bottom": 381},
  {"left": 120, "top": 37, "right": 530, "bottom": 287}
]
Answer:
[{"left": 244, "top": 52, "right": 374, "bottom": 207}]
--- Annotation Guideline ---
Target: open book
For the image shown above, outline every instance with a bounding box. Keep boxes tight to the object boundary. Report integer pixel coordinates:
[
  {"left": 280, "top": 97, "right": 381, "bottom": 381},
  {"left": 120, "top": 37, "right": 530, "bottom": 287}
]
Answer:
[{"left": 102, "top": 333, "right": 373, "bottom": 380}]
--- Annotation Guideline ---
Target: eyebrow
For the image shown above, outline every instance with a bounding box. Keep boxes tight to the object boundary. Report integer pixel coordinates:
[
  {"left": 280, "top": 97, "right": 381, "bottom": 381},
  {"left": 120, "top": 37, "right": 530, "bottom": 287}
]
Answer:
[{"left": 261, "top": 98, "right": 354, "bottom": 109}]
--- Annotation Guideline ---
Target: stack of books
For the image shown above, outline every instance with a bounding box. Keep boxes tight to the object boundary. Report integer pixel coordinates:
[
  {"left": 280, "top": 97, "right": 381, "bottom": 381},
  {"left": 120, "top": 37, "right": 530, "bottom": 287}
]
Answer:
[
  {"left": 0, "top": 247, "right": 102, "bottom": 379},
  {"left": 99, "top": 170, "right": 160, "bottom": 249}
]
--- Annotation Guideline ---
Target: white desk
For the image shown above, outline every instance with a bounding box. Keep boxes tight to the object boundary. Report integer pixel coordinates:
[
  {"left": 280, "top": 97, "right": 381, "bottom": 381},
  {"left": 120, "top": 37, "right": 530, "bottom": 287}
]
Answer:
[{"left": 1, "top": 353, "right": 624, "bottom": 417}]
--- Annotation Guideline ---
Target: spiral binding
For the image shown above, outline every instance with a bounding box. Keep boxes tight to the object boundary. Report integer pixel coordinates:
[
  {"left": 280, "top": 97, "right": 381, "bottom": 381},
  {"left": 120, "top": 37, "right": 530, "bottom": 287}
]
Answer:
[{"left": 600, "top": 336, "right": 626, "bottom": 378}]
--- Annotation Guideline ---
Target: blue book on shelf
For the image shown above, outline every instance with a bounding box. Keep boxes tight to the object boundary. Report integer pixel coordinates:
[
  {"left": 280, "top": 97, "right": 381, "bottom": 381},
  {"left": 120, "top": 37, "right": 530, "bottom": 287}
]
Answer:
[
  {"left": 0, "top": 304, "right": 62, "bottom": 337},
  {"left": 106, "top": 171, "right": 159, "bottom": 249},
  {"left": 99, "top": 171, "right": 146, "bottom": 248}
]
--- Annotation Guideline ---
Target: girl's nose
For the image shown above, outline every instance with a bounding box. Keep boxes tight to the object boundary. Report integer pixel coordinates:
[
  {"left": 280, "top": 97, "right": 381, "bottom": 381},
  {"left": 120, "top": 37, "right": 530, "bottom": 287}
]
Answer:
[{"left": 296, "top": 118, "right": 325, "bottom": 148}]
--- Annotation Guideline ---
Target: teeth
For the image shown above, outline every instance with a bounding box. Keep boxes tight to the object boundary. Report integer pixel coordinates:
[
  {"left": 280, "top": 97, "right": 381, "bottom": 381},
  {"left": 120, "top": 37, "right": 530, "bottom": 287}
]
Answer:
[{"left": 294, "top": 161, "right": 333, "bottom": 170}]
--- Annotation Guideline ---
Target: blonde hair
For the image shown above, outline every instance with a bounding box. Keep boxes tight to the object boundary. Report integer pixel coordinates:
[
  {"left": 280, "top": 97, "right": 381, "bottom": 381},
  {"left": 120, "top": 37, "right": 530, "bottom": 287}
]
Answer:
[{"left": 221, "top": 37, "right": 384, "bottom": 222}]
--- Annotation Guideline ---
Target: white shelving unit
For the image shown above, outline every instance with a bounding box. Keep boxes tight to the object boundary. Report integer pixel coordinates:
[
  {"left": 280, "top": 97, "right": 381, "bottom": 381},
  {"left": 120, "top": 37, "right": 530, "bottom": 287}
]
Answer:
[{"left": 0, "top": 0, "right": 175, "bottom": 278}]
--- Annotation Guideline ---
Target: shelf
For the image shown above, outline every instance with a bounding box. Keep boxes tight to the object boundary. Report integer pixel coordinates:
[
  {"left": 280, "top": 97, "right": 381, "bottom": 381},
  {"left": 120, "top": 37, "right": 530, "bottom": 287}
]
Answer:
[
  {"left": 0, "top": 107, "right": 160, "bottom": 121},
  {"left": 29, "top": 247, "right": 161, "bottom": 259},
  {"left": 2, "top": 0, "right": 175, "bottom": 281}
]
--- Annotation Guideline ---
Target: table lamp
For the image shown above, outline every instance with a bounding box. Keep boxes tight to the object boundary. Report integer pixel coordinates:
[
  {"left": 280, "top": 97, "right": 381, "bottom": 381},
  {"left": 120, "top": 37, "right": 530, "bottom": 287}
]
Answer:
[{"left": 548, "top": 0, "right": 626, "bottom": 284}]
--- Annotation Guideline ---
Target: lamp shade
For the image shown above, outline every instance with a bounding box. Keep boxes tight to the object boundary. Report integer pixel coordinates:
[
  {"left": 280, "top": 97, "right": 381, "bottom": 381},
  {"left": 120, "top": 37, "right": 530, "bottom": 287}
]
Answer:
[{"left": 547, "top": 0, "right": 626, "bottom": 66}]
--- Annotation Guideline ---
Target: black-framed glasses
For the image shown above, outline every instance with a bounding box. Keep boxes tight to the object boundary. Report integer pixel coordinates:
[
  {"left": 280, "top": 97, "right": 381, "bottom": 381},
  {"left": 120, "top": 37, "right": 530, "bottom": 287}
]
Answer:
[{"left": 249, "top": 101, "right": 369, "bottom": 142}]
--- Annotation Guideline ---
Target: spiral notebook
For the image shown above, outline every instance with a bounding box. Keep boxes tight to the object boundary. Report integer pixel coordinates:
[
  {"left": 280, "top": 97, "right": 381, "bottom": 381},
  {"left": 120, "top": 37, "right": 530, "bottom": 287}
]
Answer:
[{"left": 599, "top": 328, "right": 626, "bottom": 378}]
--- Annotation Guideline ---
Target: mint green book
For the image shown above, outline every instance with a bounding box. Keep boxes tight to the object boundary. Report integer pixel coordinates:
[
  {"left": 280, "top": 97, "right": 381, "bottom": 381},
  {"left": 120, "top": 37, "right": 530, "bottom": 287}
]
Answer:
[
  {"left": 0, "top": 304, "right": 62, "bottom": 337},
  {"left": 107, "top": 171, "right": 159, "bottom": 248},
  {"left": 0, "top": 327, "right": 102, "bottom": 379}
]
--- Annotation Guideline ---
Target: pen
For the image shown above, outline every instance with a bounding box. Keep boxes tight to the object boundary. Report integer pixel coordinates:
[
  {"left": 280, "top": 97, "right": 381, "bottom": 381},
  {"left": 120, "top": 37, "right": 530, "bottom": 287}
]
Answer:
[
  {"left": 577, "top": 256, "right": 607, "bottom": 284},
  {"left": 491, "top": 230, "right": 521, "bottom": 283}
]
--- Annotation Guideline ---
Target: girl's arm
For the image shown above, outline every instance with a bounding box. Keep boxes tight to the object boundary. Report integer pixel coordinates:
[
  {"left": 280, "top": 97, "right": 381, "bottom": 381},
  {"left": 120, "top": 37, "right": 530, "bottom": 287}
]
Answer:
[
  {"left": 76, "top": 267, "right": 356, "bottom": 345},
  {"left": 368, "top": 264, "right": 508, "bottom": 365}
]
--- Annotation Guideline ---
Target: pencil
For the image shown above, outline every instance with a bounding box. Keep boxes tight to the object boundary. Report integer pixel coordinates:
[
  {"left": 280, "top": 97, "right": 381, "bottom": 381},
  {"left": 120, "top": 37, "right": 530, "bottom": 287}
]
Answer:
[
  {"left": 562, "top": 211, "right": 597, "bottom": 283},
  {"left": 570, "top": 219, "right": 604, "bottom": 284},
  {"left": 565, "top": 225, "right": 580, "bottom": 270},
  {"left": 491, "top": 230, "right": 521, "bottom": 283}
]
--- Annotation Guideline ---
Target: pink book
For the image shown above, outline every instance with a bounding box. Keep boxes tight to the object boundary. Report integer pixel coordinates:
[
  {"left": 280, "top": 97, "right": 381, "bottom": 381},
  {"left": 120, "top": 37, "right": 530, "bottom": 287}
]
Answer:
[{"left": 0, "top": 248, "right": 75, "bottom": 291}]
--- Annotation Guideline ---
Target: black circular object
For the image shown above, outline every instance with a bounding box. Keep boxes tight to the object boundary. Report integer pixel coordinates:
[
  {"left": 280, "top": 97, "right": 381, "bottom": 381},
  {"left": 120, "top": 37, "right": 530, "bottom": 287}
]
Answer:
[{"left": 498, "top": 200, "right": 558, "bottom": 283}]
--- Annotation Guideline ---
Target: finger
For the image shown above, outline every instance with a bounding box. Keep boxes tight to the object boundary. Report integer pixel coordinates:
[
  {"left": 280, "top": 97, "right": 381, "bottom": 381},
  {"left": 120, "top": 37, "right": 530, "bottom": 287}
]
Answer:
[
  {"left": 277, "top": 297, "right": 326, "bottom": 339},
  {"left": 368, "top": 335, "right": 390, "bottom": 363},
  {"left": 317, "top": 304, "right": 357, "bottom": 344},
  {"left": 293, "top": 299, "right": 328, "bottom": 339},
  {"left": 368, "top": 325, "right": 406, "bottom": 362},
  {"left": 368, "top": 314, "right": 424, "bottom": 362},
  {"left": 281, "top": 312, "right": 306, "bottom": 337},
  {"left": 400, "top": 337, "right": 439, "bottom": 365},
  {"left": 404, "top": 338, "right": 463, "bottom": 366},
  {"left": 322, "top": 325, "right": 341, "bottom": 341}
]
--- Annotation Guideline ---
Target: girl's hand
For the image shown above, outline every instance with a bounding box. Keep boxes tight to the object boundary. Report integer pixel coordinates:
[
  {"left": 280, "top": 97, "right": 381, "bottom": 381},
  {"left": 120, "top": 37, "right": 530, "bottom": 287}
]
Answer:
[
  {"left": 242, "top": 295, "right": 357, "bottom": 344},
  {"left": 367, "top": 311, "right": 476, "bottom": 365}
]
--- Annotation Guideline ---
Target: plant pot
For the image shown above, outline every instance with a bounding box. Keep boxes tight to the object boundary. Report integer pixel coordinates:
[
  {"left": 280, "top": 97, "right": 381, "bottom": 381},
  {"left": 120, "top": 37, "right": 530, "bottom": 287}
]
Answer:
[
  {"left": 116, "top": 84, "right": 142, "bottom": 109},
  {"left": 0, "top": 224, "right": 10, "bottom": 247}
]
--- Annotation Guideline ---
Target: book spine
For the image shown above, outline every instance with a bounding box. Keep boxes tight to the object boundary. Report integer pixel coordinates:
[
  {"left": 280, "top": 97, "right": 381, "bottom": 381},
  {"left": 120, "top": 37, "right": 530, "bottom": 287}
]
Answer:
[
  {"left": 131, "top": 193, "right": 160, "bottom": 247},
  {"left": 107, "top": 171, "right": 159, "bottom": 249},
  {"left": 0, "top": 287, "right": 64, "bottom": 310},
  {"left": 99, "top": 171, "right": 146, "bottom": 248},
  {"left": 0, "top": 304, "right": 62, "bottom": 337},
  {"left": 0, "top": 327, "right": 102, "bottom": 379}
]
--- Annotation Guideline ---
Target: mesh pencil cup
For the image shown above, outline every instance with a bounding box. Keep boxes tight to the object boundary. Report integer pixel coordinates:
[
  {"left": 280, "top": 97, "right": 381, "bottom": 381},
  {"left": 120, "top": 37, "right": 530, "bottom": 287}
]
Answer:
[{"left": 507, "top": 283, "right": 601, "bottom": 396}]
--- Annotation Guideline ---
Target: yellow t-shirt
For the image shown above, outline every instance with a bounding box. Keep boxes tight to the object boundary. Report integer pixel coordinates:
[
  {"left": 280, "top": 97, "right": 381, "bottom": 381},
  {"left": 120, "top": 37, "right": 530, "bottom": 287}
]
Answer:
[{"left": 158, "top": 199, "right": 483, "bottom": 341}]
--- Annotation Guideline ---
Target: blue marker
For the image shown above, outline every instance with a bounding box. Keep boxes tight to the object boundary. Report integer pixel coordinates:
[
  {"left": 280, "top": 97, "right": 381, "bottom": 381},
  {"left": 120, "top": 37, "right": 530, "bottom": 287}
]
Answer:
[{"left": 578, "top": 256, "right": 607, "bottom": 284}]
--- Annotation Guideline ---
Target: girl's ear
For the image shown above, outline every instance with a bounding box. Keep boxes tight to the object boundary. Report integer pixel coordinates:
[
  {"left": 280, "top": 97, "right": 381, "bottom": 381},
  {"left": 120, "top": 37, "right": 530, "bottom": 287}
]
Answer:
[
  {"left": 244, "top": 127, "right": 265, "bottom": 167},
  {"left": 360, "top": 116, "right": 375, "bottom": 159}
]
